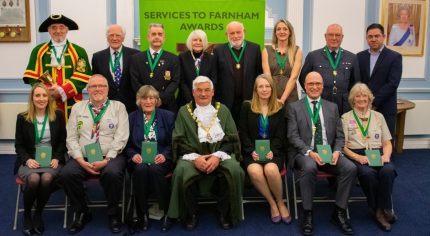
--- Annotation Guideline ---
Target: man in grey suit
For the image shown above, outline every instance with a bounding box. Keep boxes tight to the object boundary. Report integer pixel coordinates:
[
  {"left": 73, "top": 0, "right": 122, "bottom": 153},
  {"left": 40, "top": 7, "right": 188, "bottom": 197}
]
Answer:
[
  {"left": 287, "top": 71, "right": 356, "bottom": 235},
  {"left": 299, "top": 24, "right": 360, "bottom": 115}
]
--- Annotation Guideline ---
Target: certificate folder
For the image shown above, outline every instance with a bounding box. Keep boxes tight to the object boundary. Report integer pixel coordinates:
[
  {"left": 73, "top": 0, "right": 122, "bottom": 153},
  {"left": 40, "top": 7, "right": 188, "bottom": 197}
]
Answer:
[
  {"left": 255, "top": 139, "right": 270, "bottom": 162},
  {"left": 365, "top": 149, "right": 383, "bottom": 167},
  {"left": 141, "top": 141, "right": 157, "bottom": 164},
  {"left": 316, "top": 144, "right": 333, "bottom": 163},
  {"left": 35, "top": 145, "right": 52, "bottom": 167},
  {"left": 85, "top": 142, "right": 103, "bottom": 163}
]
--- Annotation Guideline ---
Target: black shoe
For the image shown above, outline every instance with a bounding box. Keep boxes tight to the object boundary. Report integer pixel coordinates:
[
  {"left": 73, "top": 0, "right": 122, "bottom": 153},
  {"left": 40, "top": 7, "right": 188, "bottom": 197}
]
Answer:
[
  {"left": 22, "top": 229, "right": 33, "bottom": 236},
  {"left": 331, "top": 207, "right": 354, "bottom": 235},
  {"left": 33, "top": 213, "right": 44, "bottom": 235},
  {"left": 217, "top": 214, "right": 232, "bottom": 230},
  {"left": 141, "top": 214, "right": 149, "bottom": 231},
  {"left": 376, "top": 209, "right": 392, "bottom": 232},
  {"left": 67, "top": 212, "right": 92, "bottom": 234},
  {"left": 184, "top": 214, "right": 198, "bottom": 231},
  {"left": 383, "top": 209, "right": 398, "bottom": 224},
  {"left": 302, "top": 210, "right": 313, "bottom": 236},
  {"left": 161, "top": 216, "right": 173, "bottom": 232},
  {"left": 22, "top": 215, "right": 34, "bottom": 236},
  {"left": 109, "top": 215, "right": 122, "bottom": 233}
]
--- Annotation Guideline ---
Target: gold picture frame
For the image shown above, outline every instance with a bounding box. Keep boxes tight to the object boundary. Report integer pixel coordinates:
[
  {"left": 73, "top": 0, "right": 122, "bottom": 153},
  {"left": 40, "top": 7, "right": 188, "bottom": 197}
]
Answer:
[
  {"left": 382, "top": 0, "right": 427, "bottom": 56},
  {"left": 0, "top": 0, "right": 30, "bottom": 42}
]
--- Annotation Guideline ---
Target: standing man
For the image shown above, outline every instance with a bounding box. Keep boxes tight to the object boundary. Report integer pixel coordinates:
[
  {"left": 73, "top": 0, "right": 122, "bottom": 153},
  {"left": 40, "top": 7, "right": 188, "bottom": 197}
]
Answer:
[
  {"left": 130, "top": 23, "right": 180, "bottom": 112},
  {"left": 92, "top": 24, "right": 140, "bottom": 113},
  {"left": 287, "top": 72, "right": 356, "bottom": 236},
  {"left": 357, "top": 23, "right": 402, "bottom": 136},
  {"left": 167, "top": 76, "right": 244, "bottom": 231},
  {"left": 59, "top": 74, "right": 129, "bottom": 234},
  {"left": 213, "top": 21, "right": 262, "bottom": 123},
  {"left": 23, "top": 15, "right": 91, "bottom": 119},
  {"left": 299, "top": 24, "right": 360, "bottom": 115}
]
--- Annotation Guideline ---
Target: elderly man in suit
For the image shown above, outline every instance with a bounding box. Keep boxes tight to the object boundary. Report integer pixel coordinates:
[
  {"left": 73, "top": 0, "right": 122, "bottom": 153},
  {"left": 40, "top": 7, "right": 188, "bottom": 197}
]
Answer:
[
  {"left": 92, "top": 24, "right": 140, "bottom": 113},
  {"left": 213, "top": 21, "right": 262, "bottom": 124},
  {"left": 130, "top": 23, "right": 180, "bottom": 112},
  {"left": 287, "top": 71, "right": 356, "bottom": 235},
  {"left": 357, "top": 23, "right": 402, "bottom": 136},
  {"left": 299, "top": 24, "right": 360, "bottom": 115}
]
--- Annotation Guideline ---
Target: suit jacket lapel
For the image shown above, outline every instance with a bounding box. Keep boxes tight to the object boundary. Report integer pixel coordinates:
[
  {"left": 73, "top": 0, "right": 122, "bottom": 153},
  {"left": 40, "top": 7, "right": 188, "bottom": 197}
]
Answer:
[
  {"left": 362, "top": 51, "right": 371, "bottom": 81},
  {"left": 299, "top": 99, "right": 313, "bottom": 134},
  {"left": 102, "top": 49, "right": 114, "bottom": 81},
  {"left": 321, "top": 100, "right": 331, "bottom": 141},
  {"left": 222, "top": 44, "right": 234, "bottom": 75}
]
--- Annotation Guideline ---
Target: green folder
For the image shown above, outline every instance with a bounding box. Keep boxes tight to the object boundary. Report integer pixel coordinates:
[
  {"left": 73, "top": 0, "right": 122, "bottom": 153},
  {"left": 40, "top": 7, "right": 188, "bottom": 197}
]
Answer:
[
  {"left": 316, "top": 144, "right": 333, "bottom": 163},
  {"left": 365, "top": 149, "right": 383, "bottom": 167},
  {"left": 141, "top": 141, "right": 157, "bottom": 164},
  {"left": 35, "top": 145, "right": 52, "bottom": 168},
  {"left": 84, "top": 142, "right": 103, "bottom": 163},
  {"left": 255, "top": 139, "right": 270, "bottom": 162}
]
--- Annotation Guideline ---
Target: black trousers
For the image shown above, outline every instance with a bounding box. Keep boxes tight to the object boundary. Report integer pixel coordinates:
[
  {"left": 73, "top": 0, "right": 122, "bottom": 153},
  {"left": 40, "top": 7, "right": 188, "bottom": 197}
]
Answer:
[
  {"left": 130, "top": 161, "right": 172, "bottom": 218},
  {"left": 59, "top": 154, "right": 126, "bottom": 216},
  {"left": 184, "top": 170, "right": 230, "bottom": 217}
]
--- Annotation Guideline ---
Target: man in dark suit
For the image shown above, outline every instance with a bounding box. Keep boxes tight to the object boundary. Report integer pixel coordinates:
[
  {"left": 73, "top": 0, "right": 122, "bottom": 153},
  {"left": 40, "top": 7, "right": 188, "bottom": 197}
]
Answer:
[
  {"left": 357, "top": 23, "right": 402, "bottom": 136},
  {"left": 92, "top": 24, "right": 140, "bottom": 113},
  {"left": 213, "top": 21, "right": 262, "bottom": 123},
  {"left": 299, "top": 24, "right": 360, "bottom": 115},
  {"left": 287, "top": 71, "right": 356, "bottom": 236},
  {"left": 130, "top": 23, "right": 180, "bottom": 112}
]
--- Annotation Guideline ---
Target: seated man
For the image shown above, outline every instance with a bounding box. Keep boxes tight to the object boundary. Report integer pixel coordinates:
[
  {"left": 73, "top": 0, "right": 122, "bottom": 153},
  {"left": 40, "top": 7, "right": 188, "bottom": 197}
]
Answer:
[
  {"left": 287, "top": 71, "right": 357, "bottom": 236},
  {"left": 167, "top": 76, "right": 244, "bottom": 231},
  {"left": 59, "top": 74, "right": 129, "bottom": 234}
]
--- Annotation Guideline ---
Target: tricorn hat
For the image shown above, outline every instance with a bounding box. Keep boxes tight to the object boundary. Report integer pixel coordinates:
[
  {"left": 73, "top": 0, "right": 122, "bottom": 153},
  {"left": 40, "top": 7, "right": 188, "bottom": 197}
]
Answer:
[{"left": 38, "top": 14, "right": 79, "bottom": 32}]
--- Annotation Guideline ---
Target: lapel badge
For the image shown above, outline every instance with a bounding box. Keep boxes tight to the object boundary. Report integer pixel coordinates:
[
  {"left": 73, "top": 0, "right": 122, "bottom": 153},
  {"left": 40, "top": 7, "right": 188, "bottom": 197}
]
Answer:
[
  {"left": 76, "top": 58, "right": 86, "bottom": 72},
  {"left": 164, "top": 70, "right": 171, "bottom": 80}
]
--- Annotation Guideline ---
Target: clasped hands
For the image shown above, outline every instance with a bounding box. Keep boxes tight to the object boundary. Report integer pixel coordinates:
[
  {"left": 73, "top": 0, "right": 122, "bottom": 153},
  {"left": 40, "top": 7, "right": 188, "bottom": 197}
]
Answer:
[
  {"left": 309, "top": 150, "right": 339, "bottom": 166},
  {"left": 131, "top": 153, "right": 166, "bottom": 165},
  {"left": 76, "top": 157, "right": 108, "bottom": 175},
  {"left": 193, "top": 154, "right": 220, "bottom": 174},
  {"left": 26, "top": 158, "right": 59, "bottom": 169},
  {"left": 251, "top": 150, "right": 273, "bottom": 161}
]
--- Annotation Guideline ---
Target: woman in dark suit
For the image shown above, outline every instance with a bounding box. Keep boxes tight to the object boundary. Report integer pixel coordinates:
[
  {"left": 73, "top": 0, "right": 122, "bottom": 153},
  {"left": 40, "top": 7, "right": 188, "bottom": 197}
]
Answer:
[
  {"left": 178, "top": 29, "right": 215, "bottom": 106},
  {"left": 239, "top": 74, "right": 291, "bottom": 224},
  {"left": 125, "top": 85, "right": 175, "bottom": 232},
  {"left": 15, "top": 83, "right": 66, "bottom": 236}
]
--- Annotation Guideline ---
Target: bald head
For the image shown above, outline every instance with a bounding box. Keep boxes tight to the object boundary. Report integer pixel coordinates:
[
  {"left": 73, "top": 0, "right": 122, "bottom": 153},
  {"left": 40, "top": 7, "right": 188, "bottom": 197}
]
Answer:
[{"left": 304, "top": 72, "right": 324, "bottom": 99}]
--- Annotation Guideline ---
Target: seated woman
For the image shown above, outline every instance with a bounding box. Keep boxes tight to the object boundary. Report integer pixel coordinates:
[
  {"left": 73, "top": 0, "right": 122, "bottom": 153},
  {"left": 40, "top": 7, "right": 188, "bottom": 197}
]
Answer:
[
  {"left": 341, "top": 83, "right": 397, "bottom": 232},
  {"left": 238, "top": 74, "right": 291, "bottom": 224},
  {"left": 125, "top": 85, "right": 175, "bottom": 232},
  {"left": 14, "top": 83, "right": 66, "bottom": 236}
]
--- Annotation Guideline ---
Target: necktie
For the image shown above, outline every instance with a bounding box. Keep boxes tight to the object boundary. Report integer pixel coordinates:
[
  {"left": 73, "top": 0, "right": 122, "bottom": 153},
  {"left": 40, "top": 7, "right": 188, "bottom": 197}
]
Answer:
[
  {"left": 113, "top": 51, "right": 122, "bottom": 87},
  {"left": 330, "top": 50, "right": 337, "bottom": 61},
  {"left": 312, "top": 101, "right": 323, "bottom": 150},
  {"left": 153, "top": 52, "right": 158, "bottom": 59}
]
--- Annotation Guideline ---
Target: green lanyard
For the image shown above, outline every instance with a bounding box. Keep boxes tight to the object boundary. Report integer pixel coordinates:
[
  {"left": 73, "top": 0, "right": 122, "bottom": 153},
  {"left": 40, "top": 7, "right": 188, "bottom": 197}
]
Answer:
[
  {"left": 275, "top": 50, "right": 288, "bottom": 73},
  {"left": 228, "top": 41, "right": 247, "bottom": 69},
  {"left": 259, "top": 114, "right": 269, "bottom": 138},
  {"left": 109, "top": 48, "right": 123, "bottom": 72},
  {"left": 324, "top": 46, "right": 343, "bottom": 75},
  {"left": 50, "top": 41, "right": 68, "bottom": 65},
  {"left": 304, "top": 96, "right": 322, "bottom": 129},
  {"left": 143, "top": 111, "right": 156, "bottom": 140},
  {"left": 146, "top": 49, "right": 164, "bottom": 77},
  {"left": 33, "top": 114, "right": 48, "bottom": 144},
  {"left": 352, "top": 110, "right": 372, "bottom": 139},
  {"left": 88, "top": 100, "right": 110, "bottom": 124}
]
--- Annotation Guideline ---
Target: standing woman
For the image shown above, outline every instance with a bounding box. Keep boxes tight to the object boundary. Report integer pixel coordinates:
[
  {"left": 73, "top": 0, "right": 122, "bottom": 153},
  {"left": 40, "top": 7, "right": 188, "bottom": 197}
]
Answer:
[
  {"left": 15, "top": 83, "right": 66, "bottom": 236},
  {"left": 262, "top": 19, "right": 302, "bottom": 109},
  {"left": 178, "top": 29, "right": 215, "bottom": 106},
  {"left": 125, "top": 85, "right": 175, "bottom": 232},
  {"left": 239, "top": 74, "right": 291, "bottom": 224},
  {"left": 341, "top": 83, "right": 397, "bottom": 232}
]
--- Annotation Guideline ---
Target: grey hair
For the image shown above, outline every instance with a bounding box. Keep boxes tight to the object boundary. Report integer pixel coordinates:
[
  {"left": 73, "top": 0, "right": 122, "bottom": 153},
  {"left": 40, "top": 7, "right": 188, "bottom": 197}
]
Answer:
[
  {"left": 186, "top": 29, "right": 208, "bottom": 51},
  {"left": 148, "top": 23, "right": 164, "bottom": 33},
  {"left": 106, "top": 24, "right": 126, "bottom": 37},
  {"left": 226, "top": 21, "right": 244, "bottom": 33},
  {"left": 192, "top": 76, "right": 213, "bottom": 90},
  {"left": 135, "top": 85, "right": 160, "bottom": 106},
  {"left": 348, "top": 83, "right": 375, "bottom": 108}
]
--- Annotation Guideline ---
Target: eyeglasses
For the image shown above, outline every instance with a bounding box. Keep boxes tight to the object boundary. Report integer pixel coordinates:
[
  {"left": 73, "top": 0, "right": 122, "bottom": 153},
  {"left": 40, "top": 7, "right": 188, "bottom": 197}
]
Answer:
[
  {"left": 88, "top": 84, "right": 108, "bottom": 89},
  {"left": 306, "top": 82, "right": 323, "bottom": 87},
  {"left": 326, "top": 33, "right": 343, "bottom": 38}
]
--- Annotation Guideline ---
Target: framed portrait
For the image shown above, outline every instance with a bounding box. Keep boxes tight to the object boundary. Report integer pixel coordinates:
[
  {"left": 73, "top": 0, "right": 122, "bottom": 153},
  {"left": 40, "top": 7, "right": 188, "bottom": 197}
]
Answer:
[
  {"left": 0, "top": 0, "right": 30, "bottom": 42},
  {"left": 382, "top": 0, "right": 427, "bottom": 56}
]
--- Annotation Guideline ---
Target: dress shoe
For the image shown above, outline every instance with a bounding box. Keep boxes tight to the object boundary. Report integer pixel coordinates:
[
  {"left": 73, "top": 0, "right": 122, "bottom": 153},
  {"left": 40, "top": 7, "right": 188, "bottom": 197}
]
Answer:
[
  {"left": 109, "top": 215, "right": 122, "bottom": 233},
  {"left": 282, "top": 215, "right": 292, "bottom": 225},
  {"left": 67, "top": 212, "right": 92, "bottom": 234},
  {"left": 302, "top": 210, "right": 313, "bottom": 236},
  {"left": 161, "top": 215, "right": 173, "bottom": 232},
  {"left": 271, "top": 215, "right": 281, "bottom": 224},
  {"left": 218, "top": 214, "right": 232, "bottom": 230},
  {"left": 22, "top": 229, "right": 33, "bottom": 236},
  {"left": 331, "top": 207, "right": 354, "bottom": 235},
  {"left": 383, "top": 209, "right": 398, "bottom": 224},
  {"left": 33, "top": 213, "right": 44, "bottom": 235},
  {"left": 22, "top": 215, "right": 33, "bottom": 236},
  {"left": 376, "top": 209, "right": 392, "bottom": 232},
  {"left": 184, "top": 214, "right": 198, "bottom": 231}
]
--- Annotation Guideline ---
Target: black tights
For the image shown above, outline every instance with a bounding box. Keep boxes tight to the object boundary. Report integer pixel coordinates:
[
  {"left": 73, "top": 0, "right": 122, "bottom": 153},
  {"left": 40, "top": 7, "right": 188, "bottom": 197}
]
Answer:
[{"left": 23, "top": 172, "right": 55, "bottom": 218}]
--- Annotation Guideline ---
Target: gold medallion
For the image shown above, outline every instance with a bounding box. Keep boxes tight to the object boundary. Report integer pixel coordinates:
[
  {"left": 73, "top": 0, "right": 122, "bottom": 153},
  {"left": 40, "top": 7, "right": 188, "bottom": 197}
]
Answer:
[
  {"left": 57, "top": 65, "right": 62, "bottom": 70},
  {"left": 236, "top": 63, "right": 241, "bottom": 70},
  {"left": 312, "top": 126, "right": 316, "bottom": 136},
  {"left": 333, "top": 70, "right": 337, "bottom": 76},
  {"left": 150, "top": 72, "right": 154, "bottom": 78}
]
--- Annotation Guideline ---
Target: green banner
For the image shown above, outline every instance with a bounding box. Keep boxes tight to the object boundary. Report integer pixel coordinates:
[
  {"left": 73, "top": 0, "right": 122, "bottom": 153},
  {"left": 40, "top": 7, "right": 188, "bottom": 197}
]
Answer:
[{"left": 140, "top": 0, "right": 266, "bottom": 54}]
